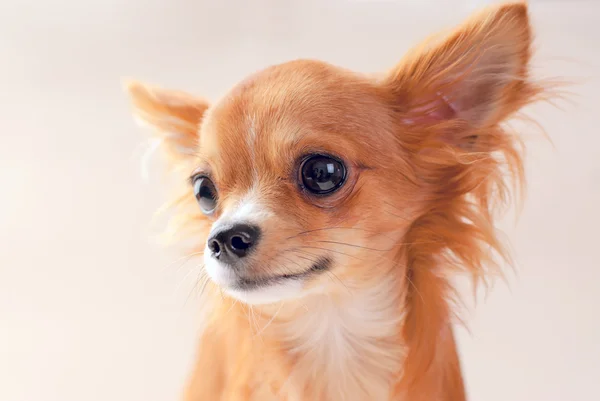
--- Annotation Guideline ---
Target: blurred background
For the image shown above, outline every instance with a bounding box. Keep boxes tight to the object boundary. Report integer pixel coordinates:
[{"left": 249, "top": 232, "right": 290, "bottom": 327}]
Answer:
[{"left": 1, "top": 0, "right": 599, "bottom": 400}]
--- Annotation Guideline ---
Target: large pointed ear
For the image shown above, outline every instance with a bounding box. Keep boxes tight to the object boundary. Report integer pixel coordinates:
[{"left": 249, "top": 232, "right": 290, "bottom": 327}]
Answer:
[
  {"left": 383, "top": 2, "right": 539, "bottom": 136},
  {"left": 125, "top": 81, "right": 210, "bottom": 163}
]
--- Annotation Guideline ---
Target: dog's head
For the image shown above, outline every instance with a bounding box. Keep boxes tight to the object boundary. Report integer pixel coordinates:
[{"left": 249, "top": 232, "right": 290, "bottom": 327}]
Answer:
[{"left": 127, "top": 3, "right": 541, "bottom": 305}]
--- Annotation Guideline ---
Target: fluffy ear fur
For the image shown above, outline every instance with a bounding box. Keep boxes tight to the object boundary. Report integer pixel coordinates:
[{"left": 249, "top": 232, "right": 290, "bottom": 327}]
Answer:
[
  {"left": 385, "top": 3, "right": 543, "bottom": 401},
  {"left": 383, "top": 2, "right": 540, "bottom": 145},
  {"left": 125, "top": 81, "right": 209, "bottom": 165}
]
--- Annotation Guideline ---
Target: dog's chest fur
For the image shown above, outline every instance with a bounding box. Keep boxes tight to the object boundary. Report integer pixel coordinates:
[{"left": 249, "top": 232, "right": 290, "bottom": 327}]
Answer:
[{"left": 265, "top": 280, "right": 406, "bottom": 401}]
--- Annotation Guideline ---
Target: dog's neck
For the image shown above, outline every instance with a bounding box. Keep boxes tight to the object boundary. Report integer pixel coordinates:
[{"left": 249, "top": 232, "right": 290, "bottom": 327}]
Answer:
[{"left": 256, "top": 272, "right": 408, "bottom": 400}]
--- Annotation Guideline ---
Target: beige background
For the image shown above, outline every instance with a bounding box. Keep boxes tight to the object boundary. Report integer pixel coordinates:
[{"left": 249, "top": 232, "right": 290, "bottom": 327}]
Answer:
[{"left": 1, "top": 0, "right": 599, "bottom": 400}]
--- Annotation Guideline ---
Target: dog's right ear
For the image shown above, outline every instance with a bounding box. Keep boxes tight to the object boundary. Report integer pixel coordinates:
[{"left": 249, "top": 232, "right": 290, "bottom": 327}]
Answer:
[{"left": 125, "top": 81, "right": 210, "bottom": 163}]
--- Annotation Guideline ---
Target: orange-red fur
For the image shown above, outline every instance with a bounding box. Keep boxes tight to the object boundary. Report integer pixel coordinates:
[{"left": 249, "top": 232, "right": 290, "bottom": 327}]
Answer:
[{"left": 126, "top": 3, "right": 549, "bottom": 400}]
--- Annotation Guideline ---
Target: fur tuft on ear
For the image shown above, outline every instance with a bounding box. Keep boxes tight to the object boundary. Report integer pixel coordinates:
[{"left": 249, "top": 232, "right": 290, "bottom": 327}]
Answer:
[
  {"left": 125, "top": 81, "right": 209, "bottom": 163},
  {"left": 383, "top": 2, "right": 540, "bottom": 135}
]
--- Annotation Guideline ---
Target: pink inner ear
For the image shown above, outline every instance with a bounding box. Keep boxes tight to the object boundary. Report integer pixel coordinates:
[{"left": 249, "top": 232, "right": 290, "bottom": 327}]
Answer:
[
  {"left": 402, "top": 92, "right": 458, "bottom": 125},
  {"left": 401, "top": 90, "right": 479, "bottom": 148}
]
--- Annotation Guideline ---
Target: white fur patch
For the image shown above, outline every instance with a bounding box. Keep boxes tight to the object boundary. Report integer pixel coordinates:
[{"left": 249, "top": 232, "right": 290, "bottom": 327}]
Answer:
[
  {"left": 282, "top": 277, "right": 406, "bottom": 400},
  {"left": 226, "top": 280, "right": 305, "bottom": 305},
  {"left": 220, "top": 189, "right": 274, "bottom": 224},
  {"left": 230, "top": 198, "right": 272, "bottom": 222}
]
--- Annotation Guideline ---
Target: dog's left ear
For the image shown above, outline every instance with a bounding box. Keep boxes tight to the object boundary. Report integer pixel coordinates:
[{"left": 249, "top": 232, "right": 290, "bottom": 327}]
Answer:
[
  {"left": 383, "top": 2, "right": 537, "bottom": 135},
  {"left": 125, "top": 81, "right": 210, "bottom": 162}
]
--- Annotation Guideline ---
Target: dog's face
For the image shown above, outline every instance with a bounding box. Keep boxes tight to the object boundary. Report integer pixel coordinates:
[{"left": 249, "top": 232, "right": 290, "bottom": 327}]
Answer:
[
  {"left": 191, "top": 62, "right": 418, "bottom": 304},
  {"left": 127, "top": 3, "right": 537, "bottom": 305}
]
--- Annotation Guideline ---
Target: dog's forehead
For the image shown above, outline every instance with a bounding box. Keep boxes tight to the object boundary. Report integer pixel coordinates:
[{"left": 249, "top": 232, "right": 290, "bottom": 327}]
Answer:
[{"left": 198, "top": 60, "right": 395, "bottom": 186}]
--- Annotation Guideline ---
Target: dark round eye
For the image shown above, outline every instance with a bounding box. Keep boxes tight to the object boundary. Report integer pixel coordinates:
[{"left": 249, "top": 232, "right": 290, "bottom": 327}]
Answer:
[
  {"left": 300, "top": 155, "right": 347, "bottom": 195},
  {"left": 193, "top": 177, "right": 218, "bottom": 213}
]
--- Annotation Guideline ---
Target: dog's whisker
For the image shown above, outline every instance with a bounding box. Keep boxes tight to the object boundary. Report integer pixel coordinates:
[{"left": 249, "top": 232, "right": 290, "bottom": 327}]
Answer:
[
  {"left": 161, "top": 250, "right": 205, "bottom": 274},
  {"left": 174, "top": 262, "right": 203, "bottom": 297},
  {"left": 290, "top": 242, "right": 410, "bottom": 268},
  {"left": 225, "top": 298, "right": 240, "bottom": 316},
  {"left": 253, "top": 301, "right": 284, "bottom": 338},
  {"left": 277, "top": 255, "right": 303, "bottom": 270},
  {"left": 285, "top": 250, "right": 320, "bottom": 264},
  {"left": 307, "top": 240, "right": 394, "bottom": 252},
  {"left": 248, "top": 305, "right": 265, "bottom": 344},
  {"left": 381, "top": 201, "right": 413, "bottom": 220},
  {"left": 184, "top": 275, "right": 208, "bottom": 307},
  {"left": 196, "top": 272, "right": 212, "bottom": 300},
  {"left": 295, "top": 245, "right": 362, "bottom": 260},
  {"left": 183, "top": 267, "right": 208, "bottom": 307},
  {"left": 326, "top": 271, "right": 352, "bottom": 295},
  {"left": 286, "top": 226, "right": 397, "bottom": 241},
  {"left": 405, "top": 271, "right": 425, "bottom": 305},
  {"left": 173, "top": 254, "right": 205, "bottom": 277}
]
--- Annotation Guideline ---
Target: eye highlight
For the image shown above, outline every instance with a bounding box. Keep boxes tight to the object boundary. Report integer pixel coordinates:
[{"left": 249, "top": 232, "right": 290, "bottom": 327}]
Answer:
[
  {"left": 192, "top": 176, "right": 218, "bottom": 214},
  {"left": 299, "top": 154, "right": 347, "bottom": 195}
]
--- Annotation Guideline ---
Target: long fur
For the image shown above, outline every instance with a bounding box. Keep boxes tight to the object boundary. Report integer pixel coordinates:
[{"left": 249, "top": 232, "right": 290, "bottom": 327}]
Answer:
[{"left": 125, "top": 3, "right": 556, "bottom": 400}]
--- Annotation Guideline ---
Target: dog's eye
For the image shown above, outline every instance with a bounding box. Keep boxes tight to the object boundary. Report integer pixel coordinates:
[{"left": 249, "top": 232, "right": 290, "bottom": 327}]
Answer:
[
  {"left": 300, "top": 155, "right": 346, "bottom": 195},
  {"left": 193, "top": 177, "right": 218, "bottom": 213}
]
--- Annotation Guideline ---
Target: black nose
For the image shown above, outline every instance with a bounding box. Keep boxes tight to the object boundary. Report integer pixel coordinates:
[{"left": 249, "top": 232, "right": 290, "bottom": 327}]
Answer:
[{"left": 208, "top": 224, "right": 261, "bottom": 264}]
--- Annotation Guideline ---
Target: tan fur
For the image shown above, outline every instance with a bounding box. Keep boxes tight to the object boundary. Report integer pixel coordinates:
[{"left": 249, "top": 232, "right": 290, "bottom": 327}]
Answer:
[{"left": 125, "top": 3, "right": 549, "bottom": 400}]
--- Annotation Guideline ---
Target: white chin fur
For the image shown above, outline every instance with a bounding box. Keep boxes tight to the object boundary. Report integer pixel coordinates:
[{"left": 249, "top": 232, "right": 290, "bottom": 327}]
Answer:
[
  {"left": 225, "top": 280, "right": 304, "bottom": 305},
  {"left": 204, "top": 252, "right": 305, "bottom": 305}
]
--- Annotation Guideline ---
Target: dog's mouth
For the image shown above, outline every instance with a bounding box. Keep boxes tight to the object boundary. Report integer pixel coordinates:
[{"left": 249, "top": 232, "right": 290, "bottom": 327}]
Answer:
[{"left": 232, "top": 257, "right": 332, "bottom": 291}]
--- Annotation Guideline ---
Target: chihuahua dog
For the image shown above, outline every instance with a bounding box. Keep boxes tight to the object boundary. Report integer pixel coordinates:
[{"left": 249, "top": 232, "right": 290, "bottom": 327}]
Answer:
[{"left": 126, "top": 2, "right": 548, "bottom": 400}]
